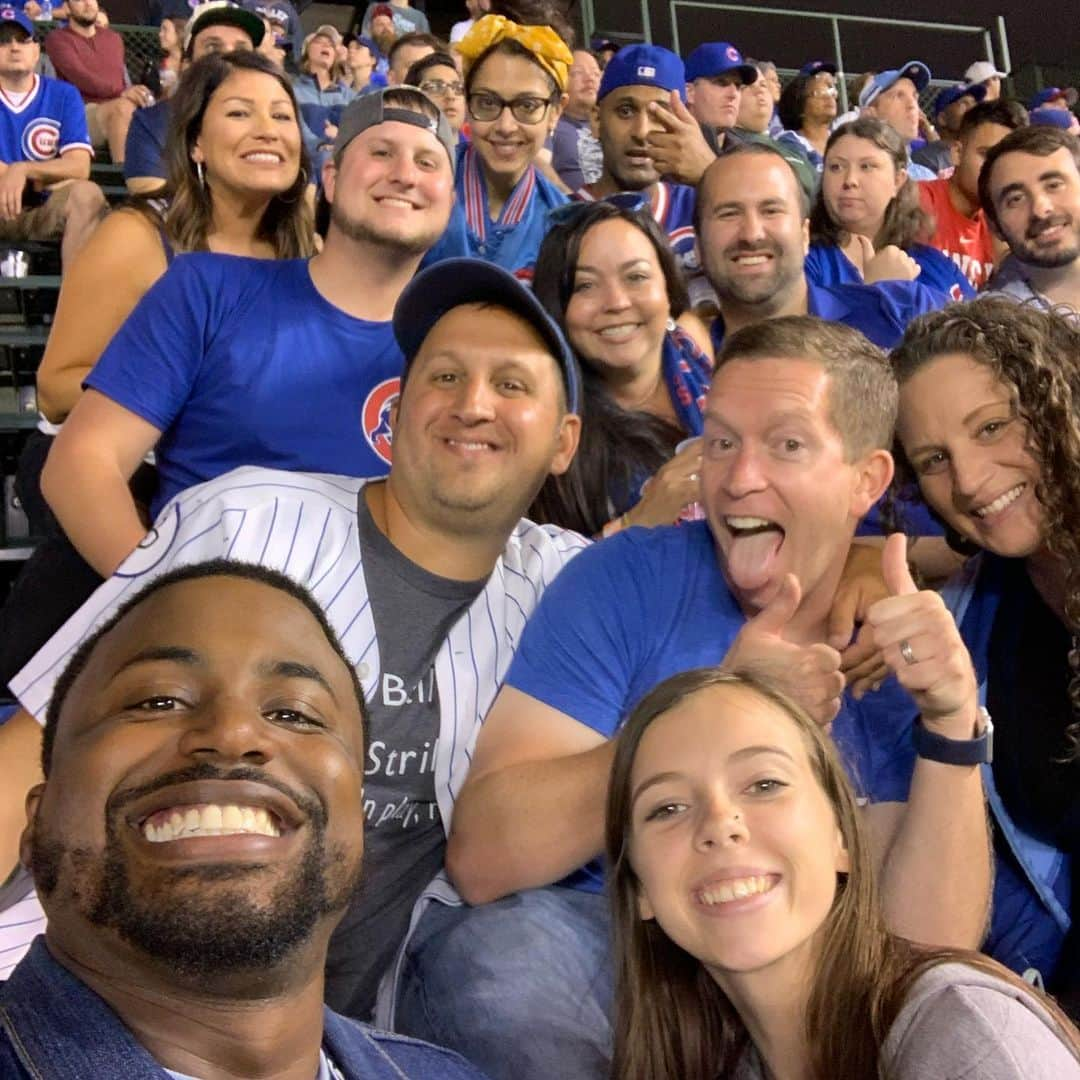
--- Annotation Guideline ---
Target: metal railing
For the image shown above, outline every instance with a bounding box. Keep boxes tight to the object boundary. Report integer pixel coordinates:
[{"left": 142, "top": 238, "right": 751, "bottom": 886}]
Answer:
[{"left": 669, "top": 3, "right": 1010, "bottom": 113}]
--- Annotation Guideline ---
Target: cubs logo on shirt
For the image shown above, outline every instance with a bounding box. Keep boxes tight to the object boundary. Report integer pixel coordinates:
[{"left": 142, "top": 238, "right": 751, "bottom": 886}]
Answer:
[
  {"left": 362, "top": 377, "right": 398, "bottom": 466},
  {"left": 21, "top": 117, "right": 60, "bottom": 161}
]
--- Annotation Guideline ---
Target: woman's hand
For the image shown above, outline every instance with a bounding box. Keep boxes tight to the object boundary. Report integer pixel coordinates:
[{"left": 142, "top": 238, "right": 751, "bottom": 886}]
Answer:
[
  {"left": 867, "top": 534, "right": 978, "bottom": 734},
  {"left": 623, "top": 438, "right": 703, "bottom": 529},
  {"left": 862, "top": 244, "right": 921, "bottom": 284}
]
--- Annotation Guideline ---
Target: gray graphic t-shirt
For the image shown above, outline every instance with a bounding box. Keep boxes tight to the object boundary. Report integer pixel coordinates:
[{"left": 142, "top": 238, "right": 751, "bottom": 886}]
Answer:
[{"left": 325, "top": 492, "right": 486, "bottom": 1019}]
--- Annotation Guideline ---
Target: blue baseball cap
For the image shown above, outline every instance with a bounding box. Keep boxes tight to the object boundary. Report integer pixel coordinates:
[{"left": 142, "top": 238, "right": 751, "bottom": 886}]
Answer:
[
  {"left": 598, "top": 44, "right": 686, "bottom": 102},
  {"left": 0, "top": 7, "right": 35, "bottom": 36},
  {"left": 859, "top": 61, "right": 931, "bottom": 108},
  {"left": 394, "top": 259, "right": 582, "bottom": 415},
  {"left": 1029, "top": 86, "right": 1078, "bottom": 110},
  {"left": 800, "top": 59, "right": 837, "bottom": 77},
  {"left": 933, "top": 81, "right": 986, "bottom": 118},
  {"left": 1030, "top": 107, "right": 1075, "bottom": 130},
  {"left": 685, "top": 42, "right": 757, "bottom": 84}
]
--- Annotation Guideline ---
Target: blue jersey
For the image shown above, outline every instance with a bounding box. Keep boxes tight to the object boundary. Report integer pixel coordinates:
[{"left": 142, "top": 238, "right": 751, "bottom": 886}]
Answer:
[
  {"left": 85, "top": 254, "right": 405, "bottom": 515},
  {"left": 0, "top": 74, "right": 90, "bottom": 167},
  {"left": 806, "top": 242, "right": 974, "bottom": 302},
  {"left": 506, "top": 522, "right": 919, "bottom": 893},
  {"left": 422, "top": 142, "right": 568, "bottom": 282}
]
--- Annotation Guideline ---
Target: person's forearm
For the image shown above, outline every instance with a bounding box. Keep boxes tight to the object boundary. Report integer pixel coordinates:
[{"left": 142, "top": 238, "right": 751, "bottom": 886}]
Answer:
[
  {"left": 41, "top": 451, "right": 147, "bottom": 576},
  {"left": 878, "top": 752, "right": 990, "bottom": 949},
  {"left": 25, "top": 154, "right": 92, "bottom": 184},
  {"left": 445, "top": 739, "right": 616, "bottom": 904}
]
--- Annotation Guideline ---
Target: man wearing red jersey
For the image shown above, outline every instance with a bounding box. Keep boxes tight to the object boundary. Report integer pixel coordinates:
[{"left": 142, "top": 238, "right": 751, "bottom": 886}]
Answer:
[{"left": 918, "top": 99, "right": 1026, "bottom": 289}]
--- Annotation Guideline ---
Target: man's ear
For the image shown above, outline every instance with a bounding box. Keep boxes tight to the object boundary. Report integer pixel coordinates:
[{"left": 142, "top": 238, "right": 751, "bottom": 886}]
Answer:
[
  {"left": 18, "top": 783, "right": 45, "bottom": 874},
  {"left": 588, "top": 103, "right": 600, "bottom": 140},
  {"left": 549, "top": 412, "right": 581, "bottom": 477},
  {"left": 321, "top": 158, "right": 337, "bottom": 204},
  {"left": 850, "top": 448, "right": 894, "bottom": 518}
]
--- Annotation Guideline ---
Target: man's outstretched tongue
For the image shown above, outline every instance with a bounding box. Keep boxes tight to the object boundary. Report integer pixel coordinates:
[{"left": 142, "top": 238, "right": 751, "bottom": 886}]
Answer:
[{"left": 726, "top": 528, "right": 784, "bottom": 593}]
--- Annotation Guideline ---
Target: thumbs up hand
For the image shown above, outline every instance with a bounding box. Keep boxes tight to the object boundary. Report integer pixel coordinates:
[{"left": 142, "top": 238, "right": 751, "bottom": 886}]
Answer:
[
  {"left": 723, "top": 573, "right": 845, "bottom": 727},
  {"left": 865, "top": 534, "right": 978, "bottom": 730}
]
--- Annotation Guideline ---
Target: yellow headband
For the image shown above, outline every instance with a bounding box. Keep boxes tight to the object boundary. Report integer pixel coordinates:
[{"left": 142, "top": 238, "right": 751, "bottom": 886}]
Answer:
[{"left": 457, "top": 14, "right": 572, "bottom": 93}]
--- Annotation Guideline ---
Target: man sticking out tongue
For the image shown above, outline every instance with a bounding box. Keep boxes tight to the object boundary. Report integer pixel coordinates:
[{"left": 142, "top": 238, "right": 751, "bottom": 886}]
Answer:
[{"left": 388, "top": 314, "right": 992, "bottom": 1080}]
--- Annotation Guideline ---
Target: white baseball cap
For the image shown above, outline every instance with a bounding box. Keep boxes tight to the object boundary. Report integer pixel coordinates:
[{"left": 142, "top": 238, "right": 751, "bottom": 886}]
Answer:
[{"left": 964, "top": 60, "right": 1008, "bottom": 84}]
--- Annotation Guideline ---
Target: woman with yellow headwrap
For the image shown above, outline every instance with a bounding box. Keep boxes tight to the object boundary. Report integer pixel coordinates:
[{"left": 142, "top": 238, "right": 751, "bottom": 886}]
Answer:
[{"left": 421, "top": 9, "right": 572, "bottom": 280}]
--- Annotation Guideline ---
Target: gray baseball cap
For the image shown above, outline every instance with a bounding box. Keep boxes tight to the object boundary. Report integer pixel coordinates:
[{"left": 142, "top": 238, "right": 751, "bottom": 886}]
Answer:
[{"left": 333, "top": 88, "right": 457, "bottom": 172}]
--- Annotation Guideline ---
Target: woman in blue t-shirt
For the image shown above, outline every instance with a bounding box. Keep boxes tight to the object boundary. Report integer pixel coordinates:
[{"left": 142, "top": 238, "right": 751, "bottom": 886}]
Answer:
[
  {"left": 529, "top": 197, "right": 714, "bottom": 537},
  {"left": 892, "top": 298, "right": 1080, "bottom": 1016},
  {"left": 807, "top": 117, "right": 974, "bottom": 301},
  {"left": 421, "top": 10, "right": 571, "bottom": 280}
]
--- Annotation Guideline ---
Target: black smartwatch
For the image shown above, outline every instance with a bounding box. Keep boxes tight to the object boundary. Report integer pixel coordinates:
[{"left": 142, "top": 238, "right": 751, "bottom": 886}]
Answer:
[{"left": 913, "top": 707, "right": 993, "bottom": 766}]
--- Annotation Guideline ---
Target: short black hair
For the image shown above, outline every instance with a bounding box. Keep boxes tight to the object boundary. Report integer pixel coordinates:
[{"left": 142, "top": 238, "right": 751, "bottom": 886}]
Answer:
[
  {"left": 388, "top": 31, "right": 444, "bottom": 69},
  {"left": 42, "top": 561, "right": 367, "bottom": 777},
  {"left": 958, "top": 97, "right": 1028, "bottom": 140}
]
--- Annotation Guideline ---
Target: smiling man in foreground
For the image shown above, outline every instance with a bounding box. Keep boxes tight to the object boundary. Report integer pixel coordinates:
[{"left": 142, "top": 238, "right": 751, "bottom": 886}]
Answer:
[{"left": 0, "top": 560, "right": 484, "bottom": 1079}]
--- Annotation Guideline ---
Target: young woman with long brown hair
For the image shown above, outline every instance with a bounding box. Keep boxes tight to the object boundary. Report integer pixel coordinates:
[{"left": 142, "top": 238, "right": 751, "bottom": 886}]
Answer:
[
  {"left": 606, "top": 667, "right": 1080, "bottom": 1078},
  {"left": 0, "top": 49, "right": 313, "bottom": 690},
  {"left": 807, "top": 116, "right": 973, "bottom": 300}
]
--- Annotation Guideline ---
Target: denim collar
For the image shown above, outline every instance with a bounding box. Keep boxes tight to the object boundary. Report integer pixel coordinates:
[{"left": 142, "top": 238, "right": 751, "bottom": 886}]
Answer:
[{"left": 1, "top": 937, "right": 423, "bottom": 1079}]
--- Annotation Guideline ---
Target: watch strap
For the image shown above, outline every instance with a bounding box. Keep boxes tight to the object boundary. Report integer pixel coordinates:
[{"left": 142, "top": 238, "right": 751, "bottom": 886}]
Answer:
[{"left": 913, "top": 708, "right": 993, "bottom": 766}]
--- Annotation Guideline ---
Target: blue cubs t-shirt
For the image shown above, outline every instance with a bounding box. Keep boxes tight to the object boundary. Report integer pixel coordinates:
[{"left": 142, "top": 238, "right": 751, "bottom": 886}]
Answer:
[
  {"left": 86, "top": 253, "right": 403, "bottom": 514},
  {"left": 806, "top": 242, "right": 975, "bottom": 301},
  {"left": 506, "top": 522, "right": 920, "bottom": 892},
  {"left": 0, "top": 73, "right": 91, "bottom": 169}
]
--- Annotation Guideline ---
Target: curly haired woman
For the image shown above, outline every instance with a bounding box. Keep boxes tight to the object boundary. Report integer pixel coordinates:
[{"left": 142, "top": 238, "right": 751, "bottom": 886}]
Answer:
[{"left": 892, "top": 297, "right": 1080, "bottom": 1018}]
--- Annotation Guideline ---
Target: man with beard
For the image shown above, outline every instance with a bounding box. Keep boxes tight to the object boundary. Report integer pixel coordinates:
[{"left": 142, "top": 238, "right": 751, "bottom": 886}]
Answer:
[
  {"left": 696, "top": 142, "right": 946, "bottom": 351},
  {"left": 39, "top": 87, "right": 455, "bottom": 582},
  {"left": 980, "top": 126, "right": 1080, "bottom": 316},
  {"left": 0, "top": 560, "right": 484, "bottom": 1078},
  {"left": 4, "top": 257, "right": 584, "bottom": 1021},
  {"left": 45, "top": 0, "right": 154, "bottom": 165}
]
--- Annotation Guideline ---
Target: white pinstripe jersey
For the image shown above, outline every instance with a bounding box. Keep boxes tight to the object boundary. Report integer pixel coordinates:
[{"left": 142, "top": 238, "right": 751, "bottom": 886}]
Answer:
[{"left": 4, "top": 465, "right": 589, "bottom": 976}]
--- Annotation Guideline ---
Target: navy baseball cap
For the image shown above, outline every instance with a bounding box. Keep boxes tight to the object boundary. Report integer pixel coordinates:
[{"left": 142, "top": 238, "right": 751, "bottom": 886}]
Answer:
[
  {"left": 933, "top": 81, "right": 987, "bottom": 117},
  {"left": 1030, "top": 107, "right": 1075, "bottom": 130},
  {"left": 598, "top": 44, "right": 685, "bottom": 101},
  {"left": 1029, "top": 86, "right": 1078, "bottom": 110},
  {"left": 800, "top": 59, "right": 837, "bottom": 77},
  {"left": 394, "top": 259, "right": 582, "bottom": 415},
  {"left": 859, "top": 61, "right": 931, "bottom": 108},
  {"left": 685, "top": 42, "right": 757, "bottom": 84},
  {"left": 0, "top": 7, "right": 35, "bottom": 36}
]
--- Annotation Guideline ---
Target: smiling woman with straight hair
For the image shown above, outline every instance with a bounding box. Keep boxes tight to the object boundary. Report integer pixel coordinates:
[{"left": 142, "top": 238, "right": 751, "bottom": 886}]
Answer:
[{"left": 606, "top": 666, "right": 1080, "bottom": 1079}]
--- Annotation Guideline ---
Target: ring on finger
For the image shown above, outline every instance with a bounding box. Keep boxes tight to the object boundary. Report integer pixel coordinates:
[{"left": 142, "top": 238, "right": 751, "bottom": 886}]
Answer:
[
  {"left": 899, "top": 639, "right": 917, "bottom": 666},
  {"left": 688, "top": 472, "right": 699, "bottom": 482}
]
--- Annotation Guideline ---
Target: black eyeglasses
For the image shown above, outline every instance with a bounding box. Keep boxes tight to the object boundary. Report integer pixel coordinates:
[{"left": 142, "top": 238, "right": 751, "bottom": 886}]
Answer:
[
  {"left": 467, "top": 90, "right": 557, "bottom": 124},
  {"left": 548, "top": 191, "right": 651, "bottom": 226},
  {"left": 420, "top": 78, "right": 465, "bottom": 98}
]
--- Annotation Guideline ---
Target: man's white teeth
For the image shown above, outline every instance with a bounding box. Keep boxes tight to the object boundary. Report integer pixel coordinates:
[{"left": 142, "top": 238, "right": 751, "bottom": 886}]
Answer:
[
  {"left": 698, "top": 875, "right": 774, "bottom": 905},
  {"left": 734, "top": 254, "right": 769, "bottom": 265},
  {"left": 973, "top": 483, "right": 1024, "bottom": 519},
  {"left": 379, "top": 197, "right": 414, "bottom": 209},
  {"left": 143, "top": 804, "right": 280, "bottom": 843},
  {"left": 447, "top": 438, "right": 491, "bottom": 450},
  {"left": 598, "top": 324, "right": 639, "bottom": 340}
]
